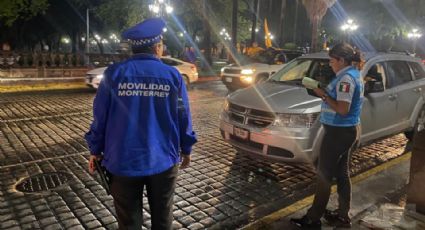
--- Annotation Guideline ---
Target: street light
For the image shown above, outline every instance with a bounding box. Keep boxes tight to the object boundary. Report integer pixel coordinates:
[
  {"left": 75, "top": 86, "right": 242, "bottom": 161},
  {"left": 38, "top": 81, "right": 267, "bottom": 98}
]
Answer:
[
  {"left": 149, "top": 0, "right": 173, "bottom": 17},
  {"left": 340, "top": 19, "right": 358, "bottom": 43},
  {"left": 220, "top": 28, "right": 231, "bottom": 41},
  {"left": 408, "top": 29, "right": 422, "bottom": 54}
]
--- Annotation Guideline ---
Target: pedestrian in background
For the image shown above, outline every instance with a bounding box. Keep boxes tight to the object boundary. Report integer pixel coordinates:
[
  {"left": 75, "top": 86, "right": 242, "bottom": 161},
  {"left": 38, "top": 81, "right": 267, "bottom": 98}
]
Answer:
[
  {"left": 85, "top": 18, "right": 197, "bottom": 230},
  {"left": 291, "top": 43, "right": 364, "bottom": 229}
]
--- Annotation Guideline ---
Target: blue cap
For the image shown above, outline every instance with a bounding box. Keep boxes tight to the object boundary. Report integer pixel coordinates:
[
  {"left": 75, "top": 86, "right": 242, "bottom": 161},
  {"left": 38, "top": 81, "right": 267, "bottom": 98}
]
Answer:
[{"left": 122, "top": 18, "right": 166, "bottom": 47}]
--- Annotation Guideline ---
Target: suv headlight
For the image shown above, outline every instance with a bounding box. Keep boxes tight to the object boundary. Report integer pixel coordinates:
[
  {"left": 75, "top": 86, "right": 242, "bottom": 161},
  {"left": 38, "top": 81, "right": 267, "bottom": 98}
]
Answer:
[
  {"left": 96, "top": 74, "right": 104, "bottom": 79},
  {"left": 241, "top": 69, "right": 255, "bottom": 75},
  {"left": 273, "top": 113, "right": 319, "bottom": 128}
]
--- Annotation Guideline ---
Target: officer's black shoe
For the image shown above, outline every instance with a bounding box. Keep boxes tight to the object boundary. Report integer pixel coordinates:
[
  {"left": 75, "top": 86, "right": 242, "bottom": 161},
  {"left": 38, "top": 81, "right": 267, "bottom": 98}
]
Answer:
[
  {"left": 290, "top": 215, "right": 321, "bottom": 229},
  {"left": 324, "top": 209, "right": 352, "bottom": 228}
]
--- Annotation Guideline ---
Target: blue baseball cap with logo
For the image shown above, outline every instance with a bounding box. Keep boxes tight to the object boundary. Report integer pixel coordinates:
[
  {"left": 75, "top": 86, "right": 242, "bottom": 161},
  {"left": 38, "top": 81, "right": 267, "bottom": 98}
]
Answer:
[{"left": 122, "top": 18, "right": 166, "bottom": 47}]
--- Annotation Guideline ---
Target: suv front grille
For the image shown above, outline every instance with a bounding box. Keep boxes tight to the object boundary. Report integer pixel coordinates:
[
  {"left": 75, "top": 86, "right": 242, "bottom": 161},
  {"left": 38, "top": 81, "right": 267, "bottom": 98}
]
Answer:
[
  {"left": 228, "top": 103, "right": 275, "bottom": 128},
  {"left": 223, "top": 68, "right": 241, "bottom": 74}
]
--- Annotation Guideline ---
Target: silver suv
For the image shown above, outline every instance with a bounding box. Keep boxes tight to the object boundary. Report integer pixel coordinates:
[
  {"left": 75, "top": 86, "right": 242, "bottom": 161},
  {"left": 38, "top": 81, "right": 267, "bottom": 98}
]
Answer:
[{"left": 219, "top": 52, "right": 425, "bottom": 163}]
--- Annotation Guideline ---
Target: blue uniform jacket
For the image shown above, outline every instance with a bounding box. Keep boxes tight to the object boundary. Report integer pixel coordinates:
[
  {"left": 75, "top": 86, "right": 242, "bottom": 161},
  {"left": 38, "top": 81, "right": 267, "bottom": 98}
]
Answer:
[{"left": 85, "top": 54, "right": 197, "bottom": 176}]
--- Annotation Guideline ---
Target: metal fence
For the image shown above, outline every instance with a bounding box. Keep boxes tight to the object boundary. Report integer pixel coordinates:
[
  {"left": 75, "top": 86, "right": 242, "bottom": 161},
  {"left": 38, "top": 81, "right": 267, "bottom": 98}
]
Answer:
[{"left": 0, "top": 52, "right": 129, "bottom": 69}]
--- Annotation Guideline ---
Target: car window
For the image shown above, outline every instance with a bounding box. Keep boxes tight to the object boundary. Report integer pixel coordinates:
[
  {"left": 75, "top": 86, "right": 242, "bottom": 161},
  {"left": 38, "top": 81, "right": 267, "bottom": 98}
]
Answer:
[
  {"left": 408, "top": 62, "right": 425, "bottom": 80},
  {"left": 364, "top": 63, "right": 385, "bottom": 82},
  {"left": 385, "top": 61, "right": 412, "bottom": 88},
  {"left": 272, "top": 59, "right": 312, "bottom": 81}
]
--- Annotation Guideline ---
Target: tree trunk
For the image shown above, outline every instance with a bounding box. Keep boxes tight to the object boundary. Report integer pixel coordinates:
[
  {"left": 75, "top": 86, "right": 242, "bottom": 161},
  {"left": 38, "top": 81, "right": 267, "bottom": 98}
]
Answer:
[
  {"left": 278, "top": 0, "right": 286, "bottom": 47},
  {"left": 231, "top": 0, "right": 238, "bottom": 47},
  {"left": 311, "top": 19, "right": 320, "bottom": 52},
  {"left": 250, "top": 0, "right": 259, "bottom": 44},
  {"left": 202, "top": 0, "right": 212, "bottom": 65},
  {"left": 293, "top": 0, "right": 299, "bottom": 43}
]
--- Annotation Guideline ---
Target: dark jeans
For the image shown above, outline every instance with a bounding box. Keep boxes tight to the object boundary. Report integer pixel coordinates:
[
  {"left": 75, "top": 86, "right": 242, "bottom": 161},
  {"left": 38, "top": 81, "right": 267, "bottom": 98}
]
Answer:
[
  {"left": 307, "top": 125, "right": 358, "bottom": 221},
  {"left": 110, "top": 165, "right": 179, "bottom": 230}
]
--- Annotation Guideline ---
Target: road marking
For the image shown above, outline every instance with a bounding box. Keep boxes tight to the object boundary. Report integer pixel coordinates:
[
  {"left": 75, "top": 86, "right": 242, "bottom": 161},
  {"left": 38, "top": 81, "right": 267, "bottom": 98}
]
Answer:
[{"left": 241, "top": 152, "right": 412, "bottom": 230}]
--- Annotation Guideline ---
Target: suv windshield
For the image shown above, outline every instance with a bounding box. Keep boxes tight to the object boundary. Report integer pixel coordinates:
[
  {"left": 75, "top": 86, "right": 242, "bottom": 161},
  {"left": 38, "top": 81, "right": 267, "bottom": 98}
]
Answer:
[
  {"left": 238, "top": 49, "right": 302, "bottom": 65},
  {"left": 270, "top": 58, "right": 335, "bottom": 87}
]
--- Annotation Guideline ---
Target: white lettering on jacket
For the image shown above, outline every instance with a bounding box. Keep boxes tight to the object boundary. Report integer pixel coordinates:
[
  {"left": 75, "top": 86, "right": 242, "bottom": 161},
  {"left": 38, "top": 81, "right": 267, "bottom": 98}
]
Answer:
[{"left": 117, "top": 83, "right": 171, "bottom": 98}]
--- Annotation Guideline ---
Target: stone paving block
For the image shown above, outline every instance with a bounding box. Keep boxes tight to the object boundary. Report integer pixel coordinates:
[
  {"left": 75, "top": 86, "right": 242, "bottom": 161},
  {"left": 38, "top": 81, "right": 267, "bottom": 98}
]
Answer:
[
  {"left": 173, "top": 210, "right": 187, "bottom": 219},
  {"left": 186, "top": 196, "right": 202, "bottom": 204},
  {"left": 194, "top": 201, "right": 211, "bottom": 210},
  {"left": 39, "top": 216, "right": 58, "bottom": 227},
  {"left": 178, "top": 216, "right": 197, "bottom": 226},
  {"left": 68, "top": 225, "right": 86, "bottom": 230},
  {"left": 44, "top": 223, "right": 63, "bottom": 230},
  {"left": 187, "top": 222, "right": 205, "bottom": 230},
  {"left": 21, "top": 222, "right": 40, "bottom": 230},
  {"left": 58, "top": 212, "right": 75, "bottom": 221},
  {"left": 62, "top": 219, "right": 82, "bottom": 228},
  {"left": 191, "top": 210, "right": 208, "bottom": 221},
  {"left": 0, "top": 219, "right": 18, "bottom": 229},
  {"left": 0, "top": 213, "right": 13, "bottom": 222},
  {"left": 85, "top": 220, "right": 102, "bottom": 229},
  {"left": 175, "top": 200, "right": 190, "bottom": 209},
  {"left": 19, "top": 215, "right": 36, "bottom": 224},
  {"left": 182, "top": 205, "right": 198, "bottom": 214},
  {"left": 100, "top": 215, "right": 117, "bottom": 225}
]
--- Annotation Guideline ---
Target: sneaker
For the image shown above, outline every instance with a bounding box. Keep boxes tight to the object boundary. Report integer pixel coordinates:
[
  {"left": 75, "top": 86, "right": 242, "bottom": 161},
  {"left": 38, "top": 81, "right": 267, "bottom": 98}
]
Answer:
[
  {"left": 324, "top": 209, "right": 352, "bottom": 228},
  {"left": 290, "top": 215, "right": 322, "bottom": 229}
]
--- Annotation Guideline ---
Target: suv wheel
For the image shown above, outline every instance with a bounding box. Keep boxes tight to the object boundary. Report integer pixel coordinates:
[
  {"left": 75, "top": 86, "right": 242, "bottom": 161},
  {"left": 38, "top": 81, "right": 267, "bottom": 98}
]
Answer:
[{"left": 405, "top": 106, "right": 425, "bottom": 141}]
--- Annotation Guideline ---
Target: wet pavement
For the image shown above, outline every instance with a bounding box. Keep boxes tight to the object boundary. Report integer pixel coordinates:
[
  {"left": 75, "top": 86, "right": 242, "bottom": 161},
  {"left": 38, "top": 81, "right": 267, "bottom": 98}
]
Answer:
[{"left": 0, "top": 81, "right": 409, "bottom": 229}]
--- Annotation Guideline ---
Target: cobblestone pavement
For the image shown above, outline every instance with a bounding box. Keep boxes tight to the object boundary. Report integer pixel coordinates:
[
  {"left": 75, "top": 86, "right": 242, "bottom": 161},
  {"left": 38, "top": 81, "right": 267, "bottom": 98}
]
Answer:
[{"left": 0, "top": 81, "right": 408, "bottom": 229}]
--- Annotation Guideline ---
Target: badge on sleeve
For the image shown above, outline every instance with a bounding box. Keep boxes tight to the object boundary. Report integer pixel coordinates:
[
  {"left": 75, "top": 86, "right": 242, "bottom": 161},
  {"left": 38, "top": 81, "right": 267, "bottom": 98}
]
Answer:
[{"left": 339, "top": 82, "right": 351, "bottom": 93}]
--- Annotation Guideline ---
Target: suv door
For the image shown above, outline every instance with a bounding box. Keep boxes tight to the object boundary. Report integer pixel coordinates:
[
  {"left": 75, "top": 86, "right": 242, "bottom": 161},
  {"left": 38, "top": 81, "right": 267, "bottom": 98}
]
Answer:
[
  {"left": 385, "top": 60, "right": 418, "bottom": 132},
  {"left": 361, "top": 62, "right": 397, "bottom": 142}
]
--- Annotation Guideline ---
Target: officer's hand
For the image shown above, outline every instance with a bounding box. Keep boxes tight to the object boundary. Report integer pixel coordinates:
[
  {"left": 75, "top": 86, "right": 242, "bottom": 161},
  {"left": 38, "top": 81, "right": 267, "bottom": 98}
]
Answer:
[
  {"left": 88, "top": 155, "right": 103, "bottom": 174},
  {"left": 313, "top": 87, "right": 325, "bottom": 97},
  {"left": 180, "top": 154, "right": 191, "bottom": 169}
]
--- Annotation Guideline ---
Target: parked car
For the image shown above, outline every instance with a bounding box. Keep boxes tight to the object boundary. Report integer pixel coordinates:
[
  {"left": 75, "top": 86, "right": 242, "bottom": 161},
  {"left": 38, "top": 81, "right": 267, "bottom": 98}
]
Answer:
[
  {"left": 220, "top": 48, "right": 304, "bottom": 91},
  {"left": 86, "top": 56, "right": 198, "bottom": 89},
  {"left": 219, "top": 52, "right": 425, "bottom": 164}
]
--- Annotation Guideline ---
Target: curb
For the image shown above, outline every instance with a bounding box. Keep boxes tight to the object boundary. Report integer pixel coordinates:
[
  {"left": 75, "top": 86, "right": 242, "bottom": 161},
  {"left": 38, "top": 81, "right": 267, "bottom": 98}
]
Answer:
[
  {"left": 0, "top": 76, "right": 220, "bottom": 93},
  {"left": 240, "top": 152, "right": 412, "bottom": 230}
]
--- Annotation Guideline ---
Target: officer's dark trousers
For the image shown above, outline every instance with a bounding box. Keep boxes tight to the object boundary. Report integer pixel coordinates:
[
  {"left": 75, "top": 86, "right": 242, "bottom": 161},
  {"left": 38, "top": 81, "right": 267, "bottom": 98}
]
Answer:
[
  {"left": 110, "top": 165, "right": 178, "bottom": 230},
  {"left": 306, "top": 124, "right": 358, "bottom": 221}
]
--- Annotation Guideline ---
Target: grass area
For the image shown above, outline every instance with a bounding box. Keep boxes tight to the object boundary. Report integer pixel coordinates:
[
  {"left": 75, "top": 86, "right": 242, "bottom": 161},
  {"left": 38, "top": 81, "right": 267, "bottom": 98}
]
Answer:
[{"left": 0, "top": 82, "right": 88, "bottom": 93}]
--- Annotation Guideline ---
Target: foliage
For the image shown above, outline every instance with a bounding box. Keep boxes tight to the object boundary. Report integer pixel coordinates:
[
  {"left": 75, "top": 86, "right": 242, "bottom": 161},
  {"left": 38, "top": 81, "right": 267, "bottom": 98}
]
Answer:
[{"left": 0, "top": 0, "right": 49, "bottom": 26}]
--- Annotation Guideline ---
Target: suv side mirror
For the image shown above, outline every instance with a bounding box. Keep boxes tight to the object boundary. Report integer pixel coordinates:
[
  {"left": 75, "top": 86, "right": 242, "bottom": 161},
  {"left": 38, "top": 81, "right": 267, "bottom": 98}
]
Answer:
[{"left": 365, "top": 81, "right": 384, "bottom": 95}]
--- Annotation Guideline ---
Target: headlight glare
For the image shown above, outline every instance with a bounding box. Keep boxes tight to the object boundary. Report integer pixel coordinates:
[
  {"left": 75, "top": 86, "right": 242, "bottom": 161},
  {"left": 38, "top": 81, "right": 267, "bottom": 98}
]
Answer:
[
  {"left": 241, "top": 76, "right": 254, "bottom": 83},
  {"left": 241, "top": 69, "right": 255, "bottom": 75}
]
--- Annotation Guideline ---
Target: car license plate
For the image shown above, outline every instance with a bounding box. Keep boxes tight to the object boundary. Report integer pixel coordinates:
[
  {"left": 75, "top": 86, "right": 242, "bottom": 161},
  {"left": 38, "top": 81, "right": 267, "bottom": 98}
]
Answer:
[
  {"left": 225, "top": 77, "right": 233, "bottom": 82},
  {"left": 234, "top": 126, "right": 249, "bottom": 140}
]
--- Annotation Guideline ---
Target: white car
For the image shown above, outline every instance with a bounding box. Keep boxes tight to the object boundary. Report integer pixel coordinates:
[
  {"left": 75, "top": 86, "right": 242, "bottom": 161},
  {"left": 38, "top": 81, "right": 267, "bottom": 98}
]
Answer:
[
  {"left": 86, "top": 56, "right": 198, "bottom": 89},
  {"left": 220, "top": 49, "right": 303, "bottom": 91}
]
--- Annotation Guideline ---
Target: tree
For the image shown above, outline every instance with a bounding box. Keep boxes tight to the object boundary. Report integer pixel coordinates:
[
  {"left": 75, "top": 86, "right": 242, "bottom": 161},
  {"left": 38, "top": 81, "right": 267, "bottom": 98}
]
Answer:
[
  {"left": 301, "top": 0, "right": 336, "bottom": 51},
  {"left": 0, "top": 0, "right": 49, "bottom": 26}
]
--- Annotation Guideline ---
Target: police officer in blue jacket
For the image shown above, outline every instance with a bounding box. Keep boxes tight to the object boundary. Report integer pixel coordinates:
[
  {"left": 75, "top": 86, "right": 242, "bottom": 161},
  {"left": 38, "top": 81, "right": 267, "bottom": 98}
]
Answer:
[
  {"left": 291, "top": 43, "right": 363, "bottom": 229},
  {"left": 85, "top": 18, "right": 197, "bottom": 230}
]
